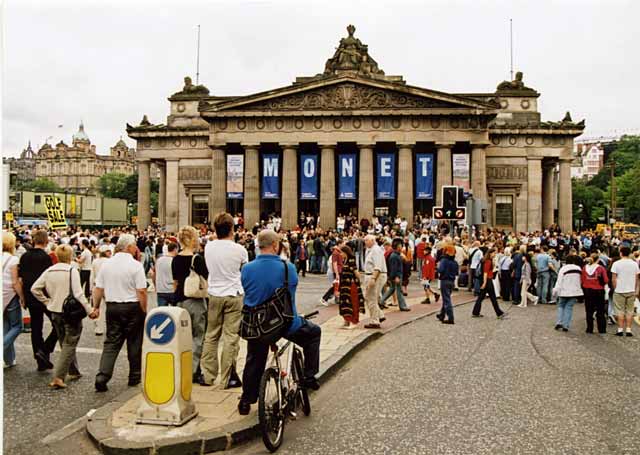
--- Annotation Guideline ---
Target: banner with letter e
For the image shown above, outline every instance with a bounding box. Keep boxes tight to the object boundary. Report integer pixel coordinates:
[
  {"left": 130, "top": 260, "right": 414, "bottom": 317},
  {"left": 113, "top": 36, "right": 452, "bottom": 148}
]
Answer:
[
  {"left": 44, "top": 195, "right": 68, "bottom": 229},
  {"left": 415, "top": 153, "right": 434, "bottom": 199},
  {"left": 376, "top": 153, "right": 395, "bottom": 199},
  {"left": 261, "top": 154, "right": 279, "bottom": 199}
]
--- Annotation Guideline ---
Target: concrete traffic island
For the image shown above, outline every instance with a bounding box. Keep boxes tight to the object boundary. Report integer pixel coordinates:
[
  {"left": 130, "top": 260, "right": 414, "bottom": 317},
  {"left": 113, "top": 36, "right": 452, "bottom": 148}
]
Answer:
[{"left": 87, "top": 292, "right": 475, "bottom": 454}]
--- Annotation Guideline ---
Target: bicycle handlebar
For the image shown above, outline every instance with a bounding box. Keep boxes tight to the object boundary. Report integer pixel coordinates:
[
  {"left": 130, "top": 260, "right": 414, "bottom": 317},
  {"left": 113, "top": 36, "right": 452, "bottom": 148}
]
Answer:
[{"left": 303, "top": 310, "right": 319, "bottom": 320}]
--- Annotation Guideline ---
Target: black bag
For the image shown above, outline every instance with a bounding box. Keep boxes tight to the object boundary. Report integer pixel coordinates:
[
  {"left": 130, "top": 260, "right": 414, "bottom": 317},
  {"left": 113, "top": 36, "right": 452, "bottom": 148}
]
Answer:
[
  {"left": 63, "top": 270, "right": 88, "bottom": 324},
  {"left": 239, "top": 260, "right": 295, "bottom": 345}
]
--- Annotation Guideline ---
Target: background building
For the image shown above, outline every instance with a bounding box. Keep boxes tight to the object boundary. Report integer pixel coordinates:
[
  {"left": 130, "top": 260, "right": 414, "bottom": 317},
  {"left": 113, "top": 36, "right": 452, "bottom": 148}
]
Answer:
[
  {"left": 35, "top": 122, "right": 136, "bottom": 194},
  {"left": 572, "top": 135, "right": 620, "bottom": 179},
  {"left": 3, "top": 141, "right": 36, "bottom": 188},
  {"left": 128, "top": 25, "right": 585, "bottom": 233}
]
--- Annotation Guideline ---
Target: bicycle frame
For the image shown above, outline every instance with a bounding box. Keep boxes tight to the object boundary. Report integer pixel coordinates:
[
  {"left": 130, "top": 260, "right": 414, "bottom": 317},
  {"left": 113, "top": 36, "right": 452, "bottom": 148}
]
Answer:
[{"left": 268, "top": 340, "right": 299, "bottom": 408}]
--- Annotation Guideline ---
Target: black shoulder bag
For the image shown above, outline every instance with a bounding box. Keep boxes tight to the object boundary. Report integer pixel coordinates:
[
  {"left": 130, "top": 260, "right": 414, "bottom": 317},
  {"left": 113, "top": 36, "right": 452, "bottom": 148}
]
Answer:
[
  {"left": 63, "top": 270, "right": 88, "bottom": 324},
  {"left": 239, "top": 260, "right": 295, "bottom": 345}
]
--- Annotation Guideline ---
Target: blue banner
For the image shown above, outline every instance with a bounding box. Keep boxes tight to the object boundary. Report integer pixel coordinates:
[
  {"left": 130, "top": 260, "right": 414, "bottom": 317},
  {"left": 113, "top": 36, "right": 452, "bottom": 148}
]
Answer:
[
  {"left": 415, "top": 153, "right": 434, "bottom": 199},
  {"left": 338, "top": 154, "right": 356, "bottom": 199},
  {"left": 261, "top": 154, "right": 279, "bottom": 199},
  {"left": 376, "top": 153, "right": 395, "bottom": 199},
  {"left": 299, "top": 154, "right": 318, "bottom": 200}
]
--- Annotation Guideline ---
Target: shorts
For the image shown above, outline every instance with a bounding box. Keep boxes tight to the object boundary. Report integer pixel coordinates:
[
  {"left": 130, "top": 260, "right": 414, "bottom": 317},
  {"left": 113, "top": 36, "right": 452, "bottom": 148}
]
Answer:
[
  {"left": 613, "top": 292, "right": 636, "bottom": 315},
  {"left": 421, "top": 279, "right": 433, "bottom": 290}
]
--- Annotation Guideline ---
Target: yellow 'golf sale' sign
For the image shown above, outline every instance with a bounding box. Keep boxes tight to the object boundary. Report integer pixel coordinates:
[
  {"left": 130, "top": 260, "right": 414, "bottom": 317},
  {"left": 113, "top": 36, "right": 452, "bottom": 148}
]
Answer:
[{"left": 44, "top": 196, "right": 68, "bottom": 229}]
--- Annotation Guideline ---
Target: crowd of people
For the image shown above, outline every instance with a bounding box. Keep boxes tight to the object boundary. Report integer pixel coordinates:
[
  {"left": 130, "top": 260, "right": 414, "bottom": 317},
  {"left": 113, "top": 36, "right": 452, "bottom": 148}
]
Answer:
[{"left": 3, "top": 212, "right": 639, "bottom": 410}]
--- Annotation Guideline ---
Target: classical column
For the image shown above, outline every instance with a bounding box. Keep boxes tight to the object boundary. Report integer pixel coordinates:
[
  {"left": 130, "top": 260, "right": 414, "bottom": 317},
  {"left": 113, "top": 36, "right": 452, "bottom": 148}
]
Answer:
[
  {"left": 243, "top": 144, "right": 260, "bottom": 229},
  {"left": 471, "top": 144, "right": 487, "bottom": 202},
  {"left": 158, "top": 162, "right": 166, "bottom": 225},
  {"left": 527, "top": 157, "right": 543, "bottom": 232},
  {"left": 558, "top": 158, "right": 573, "bottom": 233},
  {"left": 358, "top": 143, "right": 375, "bottom": 221},
  {"left": 165, "top": 159, "right": 179, "bottom": 232},
  {"left": 281, "top": 144, "right": 298, "bottom": 230},
  {"left": 435, "top": 144, "right": 453, "bottom": 205},
  {"left": 319, "top": 144, "right": 336, "bottom": 229},
  {"left": 397, "top": 144, "right": 414, "bottom": 224},
  {"left": 136, "top": 159, "right": 151, "bottom": 229},
  {"left": 542, "top": 162, "right": 555, "bottom": 229},
  {"left": 211, "top": 146, "right": 226, "bottom": 217}
]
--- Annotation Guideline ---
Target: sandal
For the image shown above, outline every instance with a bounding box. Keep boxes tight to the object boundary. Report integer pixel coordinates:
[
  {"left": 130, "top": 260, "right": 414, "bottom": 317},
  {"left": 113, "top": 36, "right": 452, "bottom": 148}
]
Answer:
[{"left": 48, "top": 381, "right": 67, "bottom": 389}]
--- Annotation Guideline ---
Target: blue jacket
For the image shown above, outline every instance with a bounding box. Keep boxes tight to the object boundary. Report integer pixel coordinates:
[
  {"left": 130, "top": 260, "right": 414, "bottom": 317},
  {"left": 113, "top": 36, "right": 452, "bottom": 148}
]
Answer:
[
  {"left": 387, "top": 251, "right": 403, "bottom": 280},
  {"left": 241, "top": 254, "right": 303, "bottom": 335},
  {"left": 512, "top": 252, "right": 523, "bottom": 280},
  {"left": 437, "top": 255, "right": 459, "bottom": 281}
]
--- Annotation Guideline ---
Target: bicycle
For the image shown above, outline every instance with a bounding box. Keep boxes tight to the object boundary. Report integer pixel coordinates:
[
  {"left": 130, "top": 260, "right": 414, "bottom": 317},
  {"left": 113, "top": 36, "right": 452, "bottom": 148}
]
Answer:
[{"left": 258, "top": 311, "right": 318, "bottom": 452}]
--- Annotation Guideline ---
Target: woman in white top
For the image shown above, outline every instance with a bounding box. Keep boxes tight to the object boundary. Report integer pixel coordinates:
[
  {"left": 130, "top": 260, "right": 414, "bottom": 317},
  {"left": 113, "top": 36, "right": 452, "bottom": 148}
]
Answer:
[
  {"left": 517, "top": 253, "right": 539, "bottom": 308},
  {"left": 552, "top": 255, "right": 584, "bottom": 332},
  {"left": 3, "top": 231, "right": 25, "bottom": 369},
  {"left": 31, "top": 244, "right": 91, "bottom": 389}
]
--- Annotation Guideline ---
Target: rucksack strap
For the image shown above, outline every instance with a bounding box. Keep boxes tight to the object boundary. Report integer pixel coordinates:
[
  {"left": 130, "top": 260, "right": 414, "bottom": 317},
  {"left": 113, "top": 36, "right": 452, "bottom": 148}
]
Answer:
[{"left": 282, "top": 259, "right": 288, "bottom": 288}]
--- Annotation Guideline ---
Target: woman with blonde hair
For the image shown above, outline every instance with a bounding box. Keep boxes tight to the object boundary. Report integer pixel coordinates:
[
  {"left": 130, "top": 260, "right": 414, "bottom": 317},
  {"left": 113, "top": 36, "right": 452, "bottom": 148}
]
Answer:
[
  {"left": 171, "top": 225, "right": 208, "bottom": 382},
  {"left": 31, "top": 244, "right": 91, "bottom": 388},
  {"left": 3, "top": 231, "right": 25, "bottom": 369}
]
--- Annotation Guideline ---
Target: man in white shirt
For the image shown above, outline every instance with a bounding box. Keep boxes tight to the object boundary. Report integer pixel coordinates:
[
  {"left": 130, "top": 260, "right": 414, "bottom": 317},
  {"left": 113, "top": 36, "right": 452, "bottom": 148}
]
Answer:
[
  {"left": 200, "top": 213, "right": 248, "bottom": 388},
  {"left": 91, "top": 234, "right": 148, "bottom": 392},
  {"left": 153, "top": 242, "right": 177, "bottom": 307},
  {"left": 611, "top": 246, "right": 640, "bottom": 336},
  {"left": 77, "top": 239, "right": 93, "bottom": 298},
  {"left": 363, "top": 235, "right": 387, "bottom": 329}
]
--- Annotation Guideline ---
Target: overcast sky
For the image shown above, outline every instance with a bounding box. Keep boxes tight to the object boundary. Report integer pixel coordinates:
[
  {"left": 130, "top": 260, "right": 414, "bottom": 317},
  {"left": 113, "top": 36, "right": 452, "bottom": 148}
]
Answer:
[{"left": 2, "top": 0, "right": 639, "bottom": 158}]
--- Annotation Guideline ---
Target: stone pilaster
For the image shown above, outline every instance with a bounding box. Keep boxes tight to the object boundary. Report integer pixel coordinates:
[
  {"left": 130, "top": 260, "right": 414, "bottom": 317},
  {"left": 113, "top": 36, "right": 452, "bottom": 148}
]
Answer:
[
  {"left": 358, "top": 143, "right": 375, "bottom": 221},
  {"left": 319, "top": 144, "right": 336, "bottom": 229},
  {"left": 542, "top": 162, "right": 555, "bottom": 229},
  {"left": 281, "top": 144, "right": 298, "bottom": 230},
  {"left": 137, "top": 159, "right": 151, "bottom": 230},
  {"left": 211, "top": 147, "right": 226, "bottom": 218},
  {"left": 165, "top": 159, "right": 179, "bottom": 232},
  {"left": 527, "top": 157, "right": 543, "bottom": 232},
  {"left": 558, "top": 158, "right": 573, "bottom": 233},
  {"left": 243, "top": 145, "right": 260, "bottom": 229},
  {"left": 435, "top": 144, "right": 453, "bottom": 205},
  {"left": 158, "top": 162, "right": 166, "bottom": 225},
  {"left": 471, "top": 145, "right": 487, "bottom": 202},
  {"left": 397, "top": 144, "right": 414, "bottom": 225}
]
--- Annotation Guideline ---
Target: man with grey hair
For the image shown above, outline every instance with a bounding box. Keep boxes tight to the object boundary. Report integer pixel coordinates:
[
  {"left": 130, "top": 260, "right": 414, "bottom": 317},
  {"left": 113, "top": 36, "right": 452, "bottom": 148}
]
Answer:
[
  {"left": 363, "top": 235, "right": 387, "bottom": 329},
  {"left": 237, "top": 229, "right": 321, "bottom": 415},
  {"left": 91, "top": 233, "right": 148, "bottom": 392}
]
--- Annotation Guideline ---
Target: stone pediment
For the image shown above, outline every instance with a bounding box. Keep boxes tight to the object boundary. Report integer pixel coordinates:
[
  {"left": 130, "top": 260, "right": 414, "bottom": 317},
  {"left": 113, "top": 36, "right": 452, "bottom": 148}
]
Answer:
[{"left": 203, "top": 78, "right": 494, "bottom": 114}]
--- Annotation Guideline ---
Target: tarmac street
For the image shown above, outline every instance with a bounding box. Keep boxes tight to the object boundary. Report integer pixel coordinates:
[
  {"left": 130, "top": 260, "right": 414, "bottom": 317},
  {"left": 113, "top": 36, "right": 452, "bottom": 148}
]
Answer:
[{"left": 231, "top": 304, "right": 640, "bottom": 455}]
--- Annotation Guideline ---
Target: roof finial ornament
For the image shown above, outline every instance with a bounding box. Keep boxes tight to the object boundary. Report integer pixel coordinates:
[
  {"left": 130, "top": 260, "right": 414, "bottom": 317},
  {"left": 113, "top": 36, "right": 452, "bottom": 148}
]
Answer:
[
  {"left": 140, "top": 114, "right": 151, "bottom": 126},
  {"left": 323, "top": 24, "right": 385, "bottom": 78}
]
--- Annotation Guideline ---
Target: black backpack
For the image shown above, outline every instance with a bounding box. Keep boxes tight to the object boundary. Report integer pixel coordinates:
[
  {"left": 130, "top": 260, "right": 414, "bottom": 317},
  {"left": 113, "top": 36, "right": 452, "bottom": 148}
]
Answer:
[{"left": 63, "top": 270, "right": 88, "bottom": 324}]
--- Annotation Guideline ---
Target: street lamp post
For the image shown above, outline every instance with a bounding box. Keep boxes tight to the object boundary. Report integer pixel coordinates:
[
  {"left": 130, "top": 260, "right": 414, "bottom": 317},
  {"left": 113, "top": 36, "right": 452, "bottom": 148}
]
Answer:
[{"left": 578, "top": 203, "right": 584, "bottom": 232}]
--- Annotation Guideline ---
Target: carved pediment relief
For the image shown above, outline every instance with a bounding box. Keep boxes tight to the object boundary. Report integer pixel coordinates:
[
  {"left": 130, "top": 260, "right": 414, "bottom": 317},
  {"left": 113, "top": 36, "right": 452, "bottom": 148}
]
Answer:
[{"left": 234, "top": 83, "right": 463, "bottom": 111}]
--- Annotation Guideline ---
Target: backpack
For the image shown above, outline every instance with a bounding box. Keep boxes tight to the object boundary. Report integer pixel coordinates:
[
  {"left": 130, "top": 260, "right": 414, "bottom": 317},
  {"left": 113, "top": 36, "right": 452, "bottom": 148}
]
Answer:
[
  {"left": 184, "top": 255, "right": 208, "bottom": 299},
  {"left": 63, "top": 270, "right": 87, "bottom": 324}
]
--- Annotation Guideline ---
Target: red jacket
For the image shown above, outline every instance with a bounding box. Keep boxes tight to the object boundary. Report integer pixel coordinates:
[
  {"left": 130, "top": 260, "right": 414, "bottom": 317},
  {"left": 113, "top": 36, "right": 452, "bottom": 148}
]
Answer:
[
  {"left": 581, "top": 264, "right": 608, "bottom": 290},
  {"left": 422, "top": 254, "right": 436, "bottom": 280}
]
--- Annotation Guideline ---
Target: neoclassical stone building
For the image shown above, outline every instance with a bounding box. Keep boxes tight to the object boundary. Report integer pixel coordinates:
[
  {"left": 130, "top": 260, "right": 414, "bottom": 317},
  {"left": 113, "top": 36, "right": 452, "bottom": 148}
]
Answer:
[
  {"left": 36, "top": 122, "right": 136, "bottom": 194},
  {"left": 3, "top": 141, "right": 36, "bottom": 188},
  {"left": 128, "top": 25, "right": 584, "bottom": 233}
]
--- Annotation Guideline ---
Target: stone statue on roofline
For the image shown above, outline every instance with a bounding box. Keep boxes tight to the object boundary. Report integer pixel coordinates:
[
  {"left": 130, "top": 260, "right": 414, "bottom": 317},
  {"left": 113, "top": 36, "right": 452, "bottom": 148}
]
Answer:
[
  {"left": 174, "top": 76, "right": 210, "bottom": 96},
  {"left": 496, "top": 71, "right": 534, "bottom": 92},
  {"left": 323, "top": 25, "right": 385, "bottom": 77}
]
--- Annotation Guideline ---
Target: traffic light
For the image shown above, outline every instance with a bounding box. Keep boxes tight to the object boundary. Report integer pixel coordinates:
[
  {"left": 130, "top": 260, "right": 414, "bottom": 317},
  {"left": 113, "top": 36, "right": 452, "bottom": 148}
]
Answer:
[{"left": 433, "top": 186, "right": 466, "bottom": 220}]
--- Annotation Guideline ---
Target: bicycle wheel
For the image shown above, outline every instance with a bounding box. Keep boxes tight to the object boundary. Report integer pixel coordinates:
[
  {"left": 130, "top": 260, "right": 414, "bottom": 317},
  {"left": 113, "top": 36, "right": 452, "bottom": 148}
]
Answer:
[
  {"left": 292, "top": 349, "right": 311, "bottom": 416},
  {"left": 258, "top": 367, "right": 285, "bottom": 452}
]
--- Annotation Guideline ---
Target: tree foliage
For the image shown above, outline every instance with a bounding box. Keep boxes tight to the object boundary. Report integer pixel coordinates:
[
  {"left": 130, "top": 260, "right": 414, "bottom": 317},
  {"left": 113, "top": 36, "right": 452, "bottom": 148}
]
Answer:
[
  {"left": 17, "top": 178, "right": 63, "bottom": 192},
  {"left": 96, "top": 172, "right": 159, "bottom": 217}
]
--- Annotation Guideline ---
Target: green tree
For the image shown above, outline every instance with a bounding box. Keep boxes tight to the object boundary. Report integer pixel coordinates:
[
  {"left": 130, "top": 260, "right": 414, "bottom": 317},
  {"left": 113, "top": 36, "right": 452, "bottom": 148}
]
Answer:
[
  {"left": 17, "top": 178, "right": 63, "bottom": 192},
  {"left": 611, "top": 163, "right": 640, "bottom": 224},
  {"left": 572, "top": 178, "right": 605, "bottom": 226},
  {"left": 96, "top": 172, "right": 128, "bottom": 199},
  {"left": 97, "top": 172, "right": 159, "bottom": 217}
]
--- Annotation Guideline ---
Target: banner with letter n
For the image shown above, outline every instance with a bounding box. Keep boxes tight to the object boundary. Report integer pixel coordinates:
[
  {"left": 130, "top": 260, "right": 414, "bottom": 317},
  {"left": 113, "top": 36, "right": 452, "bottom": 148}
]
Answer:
[
  {"left": 299, "top": 154, "right": 318, "bottom": 200},
  {"left": 338, "top": 153, "right": 356, "bottom": 199},
  {"left": 261, "top": 154, "right": 279, "bottom": 199},
  {"left": 376, "top": 153, "right": 395, "bottom": 199},
  {"left": 415, "top": 153, "right": 434, "bottom": 199},
  {"left": 44, "top": 195, "right": 68, "bottom": 230},
  {"left": 226, "top": 155, "right": 244, "bottom": 199}
]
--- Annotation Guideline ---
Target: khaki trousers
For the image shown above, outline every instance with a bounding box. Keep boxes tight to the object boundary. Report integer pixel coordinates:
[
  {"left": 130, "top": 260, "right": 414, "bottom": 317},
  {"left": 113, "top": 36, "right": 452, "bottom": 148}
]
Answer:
[
  {"left": 364, "top": 275, "right": 385, "bottom": 324},
  {"left": 199, "top": 295, "right": 243, "bottom": 386}
]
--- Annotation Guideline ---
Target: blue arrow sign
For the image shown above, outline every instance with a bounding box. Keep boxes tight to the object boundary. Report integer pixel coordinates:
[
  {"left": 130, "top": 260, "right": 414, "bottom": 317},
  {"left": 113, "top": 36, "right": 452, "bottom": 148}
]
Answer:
[{"left": 146, "top": 312, "right": 176, "bottom": 345}]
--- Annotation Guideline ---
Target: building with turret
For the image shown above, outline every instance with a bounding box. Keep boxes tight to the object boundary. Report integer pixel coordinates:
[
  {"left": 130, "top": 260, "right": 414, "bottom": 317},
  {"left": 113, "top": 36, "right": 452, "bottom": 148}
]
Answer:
[
  {"left": 3, "top": 141, "right": 36, "bottom": 188},
  {"left": 35, "top": 122, "right": 136, "bottom": 194}
]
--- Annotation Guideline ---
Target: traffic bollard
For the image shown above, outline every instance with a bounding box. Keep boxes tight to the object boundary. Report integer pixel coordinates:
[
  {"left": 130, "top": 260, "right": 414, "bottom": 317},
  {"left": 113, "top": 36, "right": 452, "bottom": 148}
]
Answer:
[{"left": 136, "top": 307, "right": 198, "bottom": 426}]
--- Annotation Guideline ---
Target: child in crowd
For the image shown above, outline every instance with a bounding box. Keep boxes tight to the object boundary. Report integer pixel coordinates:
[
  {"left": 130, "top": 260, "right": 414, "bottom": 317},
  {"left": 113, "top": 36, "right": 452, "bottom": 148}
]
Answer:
[{"left": 421, "top": 246, "right": 440, "bottom": 304}]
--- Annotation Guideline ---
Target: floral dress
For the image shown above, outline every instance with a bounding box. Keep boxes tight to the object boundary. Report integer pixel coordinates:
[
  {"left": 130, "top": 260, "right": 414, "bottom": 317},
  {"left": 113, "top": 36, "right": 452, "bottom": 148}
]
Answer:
[{"left": 339, "top": 256, "right": 365, "bottom": 324}]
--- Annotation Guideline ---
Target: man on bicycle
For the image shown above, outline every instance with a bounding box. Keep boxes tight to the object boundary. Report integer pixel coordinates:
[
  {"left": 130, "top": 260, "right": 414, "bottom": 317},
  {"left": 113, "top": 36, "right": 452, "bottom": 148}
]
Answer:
[{"left": 238, "top": 229, "right": 322, "bottom": 415}]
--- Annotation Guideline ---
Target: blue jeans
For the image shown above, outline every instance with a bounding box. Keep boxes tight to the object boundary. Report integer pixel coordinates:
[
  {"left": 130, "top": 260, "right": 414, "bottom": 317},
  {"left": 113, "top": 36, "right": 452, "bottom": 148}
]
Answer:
[
  {"left": 512, "top": 276, "right": 522, "bottom": 303},
  {"left": 556, "top": 297, "right": 576, "bottom": 329},
  {"left": 156, "top": 292, "right": 175, "bottom": 307},
  {"left": 381, "top": 281, "right": 408, "bottom": 310},
  {"left": 320, "top": 256, "right": 327, "bottom": 274},
  {"left": 536, "top": 271, "right": 550, "bottom": 304},
  {"left": 439, "top": 280, "right": 455, "bottom": 321},
  {"left": 3, "top": 295, "right": 23, "bottom": 365}
]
